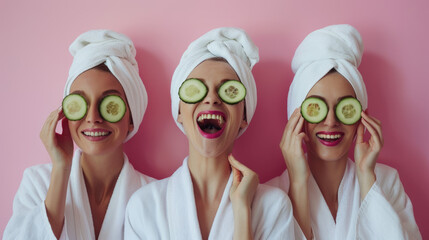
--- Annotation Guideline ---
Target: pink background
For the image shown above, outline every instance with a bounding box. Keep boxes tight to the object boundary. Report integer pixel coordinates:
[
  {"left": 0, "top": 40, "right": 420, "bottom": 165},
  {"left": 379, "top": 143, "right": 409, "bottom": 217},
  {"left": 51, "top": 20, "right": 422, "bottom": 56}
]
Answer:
[{"left": 1, "top": 0, "right": 428, "bottom": 237}]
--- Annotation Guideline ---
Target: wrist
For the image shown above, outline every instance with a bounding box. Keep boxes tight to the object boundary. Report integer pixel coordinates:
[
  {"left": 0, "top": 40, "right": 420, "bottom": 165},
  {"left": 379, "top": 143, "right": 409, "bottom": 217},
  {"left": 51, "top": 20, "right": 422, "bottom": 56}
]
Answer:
[
  {"left": 356, "top": 167, "right": 376, "bottom": 181},
  {"left": 232, "top": 201, "right": 251, "bottom": 215}
]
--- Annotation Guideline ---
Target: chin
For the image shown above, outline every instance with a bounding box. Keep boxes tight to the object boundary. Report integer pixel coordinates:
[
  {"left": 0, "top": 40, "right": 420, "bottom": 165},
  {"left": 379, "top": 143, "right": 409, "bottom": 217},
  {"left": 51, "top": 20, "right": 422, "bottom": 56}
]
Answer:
[{"left": 318, "top": 151, "right": 348, "bottom": 162}]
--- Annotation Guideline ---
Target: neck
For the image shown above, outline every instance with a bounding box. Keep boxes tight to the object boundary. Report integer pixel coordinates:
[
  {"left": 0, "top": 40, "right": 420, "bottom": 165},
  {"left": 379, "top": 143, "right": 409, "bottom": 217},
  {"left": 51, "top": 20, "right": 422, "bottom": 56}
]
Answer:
[
  {"left": 187, "top": 147, "right": 231, "bottom": 202},
  {"left": 307, "top": 153, "right": 348, "bottom": 201},
  {"left": 81, "top": 149, "right": 124, "bottom": 203}
]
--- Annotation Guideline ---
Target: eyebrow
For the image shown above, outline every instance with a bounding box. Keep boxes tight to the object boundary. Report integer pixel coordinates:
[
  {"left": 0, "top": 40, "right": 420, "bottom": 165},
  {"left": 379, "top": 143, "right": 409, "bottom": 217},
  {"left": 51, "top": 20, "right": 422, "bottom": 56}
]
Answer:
[
  {"left": 185, "top": 78, "right": 240, "bottom": 87},
  {"left": 307, "top": 95, "right": 356, "bottom": 103},
  {"left": 70, "top": 90, "right": 86, "bottom": 96},
  {"left": 102, "top": 89, "right": 122, "bottom": 95},
  {"left": 69, "top": 89, "right": 123, "bottom": 99},
  {"left": 337, "top": 95, "right": 355, "bottom": 101},
  {"left": 307, "top": 95, "right": 326, "bottom": 101}
]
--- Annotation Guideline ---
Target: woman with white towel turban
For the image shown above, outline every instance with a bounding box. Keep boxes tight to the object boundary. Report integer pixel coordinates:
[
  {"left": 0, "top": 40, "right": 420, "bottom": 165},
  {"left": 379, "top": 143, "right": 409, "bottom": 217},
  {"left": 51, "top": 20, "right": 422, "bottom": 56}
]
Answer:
[
  {"left": 4, "top": 30, "right": 153, "bottom": 240},
  {"left": 125, "top": 27, "right": 294, "bottom": 240},
  {"left": 267, "top": 24, "right": 422, "bottom": 240}
]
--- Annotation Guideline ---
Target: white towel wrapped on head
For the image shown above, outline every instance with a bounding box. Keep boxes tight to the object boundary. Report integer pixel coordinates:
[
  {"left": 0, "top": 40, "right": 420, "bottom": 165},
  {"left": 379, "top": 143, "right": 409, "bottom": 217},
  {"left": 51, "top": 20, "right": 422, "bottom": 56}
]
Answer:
[
  {"left": 287, "top": 24, "right": 368, "bottom": 119},
  {"left": 170, "top": 27, "right": 259, "bottom": 137},
  {"left": 64, "top": 30, "right": 148, "bottom": 142}
]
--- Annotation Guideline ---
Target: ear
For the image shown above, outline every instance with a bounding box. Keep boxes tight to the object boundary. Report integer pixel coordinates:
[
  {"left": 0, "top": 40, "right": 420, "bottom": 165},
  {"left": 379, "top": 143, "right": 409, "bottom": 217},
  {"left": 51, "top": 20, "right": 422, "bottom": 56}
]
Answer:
[
  {"left": 128, "top": 122, "right": 134, "bottom": 134},
  {"left": 177, "top": 103, "right": 183, "bottom": 124},
  {"left": 240, "top": 119, "right": 248, "bottom": 130}
]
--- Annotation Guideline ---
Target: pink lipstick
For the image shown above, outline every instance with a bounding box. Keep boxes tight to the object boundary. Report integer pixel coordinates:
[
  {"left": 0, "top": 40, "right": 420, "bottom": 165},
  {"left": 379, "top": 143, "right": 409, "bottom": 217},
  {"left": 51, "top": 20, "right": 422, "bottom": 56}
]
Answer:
[
  {"left": 196, "top": 111, "right": 226, "bottom": 139},
  {"left": 81, "top": 128, "right": 111, "bottom": 141},
  {"left": 316, "top": 131, "right": 344, "bottom": 147}
]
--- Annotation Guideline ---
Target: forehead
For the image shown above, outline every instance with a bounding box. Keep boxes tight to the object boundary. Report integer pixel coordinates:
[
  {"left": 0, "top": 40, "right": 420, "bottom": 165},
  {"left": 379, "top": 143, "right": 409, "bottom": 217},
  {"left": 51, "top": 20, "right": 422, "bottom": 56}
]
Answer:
[
  {"left": 70, "top": 68, "right": 125, "bottom": 95},
  {"left": 307, "top": 72, "right": 356, "bottom": 100},
  {"left": 187, "top": 60, "right": 239, "bottom": 84}
]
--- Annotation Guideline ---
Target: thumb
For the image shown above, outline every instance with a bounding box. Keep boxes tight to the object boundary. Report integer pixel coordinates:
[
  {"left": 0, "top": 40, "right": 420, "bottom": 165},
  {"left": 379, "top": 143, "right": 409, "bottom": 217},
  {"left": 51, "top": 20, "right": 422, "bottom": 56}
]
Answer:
[
  {"left": 356, "top": 121, "right": 364, "bottom": 144},
  {"left": 61, "top": 117, "right": 71, "bottom": 137},
  {"left": 230, "top": 166, "right": 241, "bottom": 194}
]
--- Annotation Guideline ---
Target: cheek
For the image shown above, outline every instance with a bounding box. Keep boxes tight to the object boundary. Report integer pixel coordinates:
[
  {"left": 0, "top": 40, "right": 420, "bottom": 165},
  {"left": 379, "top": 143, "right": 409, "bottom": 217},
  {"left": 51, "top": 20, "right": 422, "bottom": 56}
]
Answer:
[
  {"left": 304, "top": 122, "right": 315, "bottom": 136},
  {"left": 346, "top": 124, "right": 358, "bottom": 140},
  {"left": 68, "top": 121, "right": 79, "bottom": 132}
]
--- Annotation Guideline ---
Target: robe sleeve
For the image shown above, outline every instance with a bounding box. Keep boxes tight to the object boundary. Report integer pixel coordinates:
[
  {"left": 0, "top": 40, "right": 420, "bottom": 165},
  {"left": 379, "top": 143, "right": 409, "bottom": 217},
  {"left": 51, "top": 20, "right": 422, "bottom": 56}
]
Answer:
[
  {"left": 124, "top": 183, "right": 166, "bottom": 240},
  {"left": 251, "top": 185, "right": 296, "bottom": 239},
  {"left": 356, "top": 166, "right": 422, "bottom": 240},
  {"left": 124, "top": 194, "right": 144, "bottom": 240},
  {"left": 3, "top": 165, "right": 68, "bottom": 240}
]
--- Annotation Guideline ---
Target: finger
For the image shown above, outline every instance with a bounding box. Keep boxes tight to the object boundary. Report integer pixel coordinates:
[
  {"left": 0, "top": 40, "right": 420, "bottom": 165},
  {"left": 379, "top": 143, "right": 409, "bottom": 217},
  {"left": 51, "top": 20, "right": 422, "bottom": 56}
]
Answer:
[
  {"left": 293, "top": 114, "right": 305, "bottom": 135},
  {"left": 228, "top": 154, "right": 253, "bottom": 176},
  {"left": 361, "top": 118, "right": 382, "bottom": 149},
  {"left": 362, "top": 112, "right": 383, "bottom": 139},
  {"left": 281, "top": 108, "right": 301, "bottom": 145},
  {"left": 231, "top": 166, "right": 241, "bottom": 186},
  {"left": 232, "top": 166, "right": 242, "bottom": 183},
  {"left": 361, "top": 112, "right": 383, "bottom": 146},
  {"left": 362, "top": 111, "right": 381, "bottom": 125},
  {"left": 61, "top": 117, "right": 71, "bottom": 137},
  {"left": 41, "top": 109, "right": 61, "bottom": 140},
  {"left": 356, "top": 122, "right": 365, "bottom": 144}
]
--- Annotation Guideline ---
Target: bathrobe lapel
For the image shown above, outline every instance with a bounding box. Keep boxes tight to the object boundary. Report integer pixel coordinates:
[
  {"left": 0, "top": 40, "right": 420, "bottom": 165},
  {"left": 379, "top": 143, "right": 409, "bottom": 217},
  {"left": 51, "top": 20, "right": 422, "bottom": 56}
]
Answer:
[
  {"left": 166, "top": 158, "right": 234, "bottom": 240},
  {"left": 66, "top": 149, "right": 145, "bottom": 240}
]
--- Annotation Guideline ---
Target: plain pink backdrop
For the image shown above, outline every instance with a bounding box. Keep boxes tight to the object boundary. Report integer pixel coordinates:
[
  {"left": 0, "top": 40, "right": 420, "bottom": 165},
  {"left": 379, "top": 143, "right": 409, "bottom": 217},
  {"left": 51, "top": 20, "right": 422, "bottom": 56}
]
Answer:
[{"left": 1, "top": 0, "right": 428, "bottom": 237}]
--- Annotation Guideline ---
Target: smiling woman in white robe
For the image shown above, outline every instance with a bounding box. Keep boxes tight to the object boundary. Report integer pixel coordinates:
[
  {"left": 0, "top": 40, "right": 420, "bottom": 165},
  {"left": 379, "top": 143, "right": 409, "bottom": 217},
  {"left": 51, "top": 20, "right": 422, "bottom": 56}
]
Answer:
[
  {"left": 267, "top": 24, "right": 422, "bottom": 240},
  {"left": 3, "top": 30, "right": 153, "bottom": 240},
  {"left": 125, "top": 27, "right": 295, "bottom": 240}
]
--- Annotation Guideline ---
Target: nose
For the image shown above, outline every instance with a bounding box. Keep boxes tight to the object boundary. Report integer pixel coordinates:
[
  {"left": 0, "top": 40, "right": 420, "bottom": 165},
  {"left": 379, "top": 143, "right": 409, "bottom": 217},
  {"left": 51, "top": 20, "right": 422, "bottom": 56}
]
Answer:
[
  {"left": 85, "top": 102, "right": 103, "bottom": 123},
  {"left": 323, "top": 108, "right": 339, "bottom": 127},
  {"left": 203, "top": 88, "right": 221, "bottom": 105}
]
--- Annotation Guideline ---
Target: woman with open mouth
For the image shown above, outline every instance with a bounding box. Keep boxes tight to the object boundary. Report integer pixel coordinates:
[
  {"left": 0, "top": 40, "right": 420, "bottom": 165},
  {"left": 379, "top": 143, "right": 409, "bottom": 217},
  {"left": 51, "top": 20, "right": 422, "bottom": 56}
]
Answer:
[
  {"left": 125, "top": 27, "right": 295, "bottom": 239},
  {"left": 4, "top": 30, "right": 154, "bottom": 240},
  {"left": 267, "top": 24, "right": 421, "bottom": 240}
]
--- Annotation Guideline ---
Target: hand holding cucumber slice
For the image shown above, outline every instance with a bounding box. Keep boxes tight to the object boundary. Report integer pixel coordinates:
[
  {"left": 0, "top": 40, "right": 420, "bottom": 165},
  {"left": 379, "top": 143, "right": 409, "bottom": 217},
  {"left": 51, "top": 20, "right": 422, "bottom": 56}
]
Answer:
[
  {"left": 62, "top": 94, "right": 88, "bottom": 121},
  {"left": 218, "top": 80, "right": 246, "bottom": 104},
  {"left": 335, "top": 97, "right": 362, "bottom": 125},
  {"left": 301, "top": 97, "right": 329, "bottom": 124}
]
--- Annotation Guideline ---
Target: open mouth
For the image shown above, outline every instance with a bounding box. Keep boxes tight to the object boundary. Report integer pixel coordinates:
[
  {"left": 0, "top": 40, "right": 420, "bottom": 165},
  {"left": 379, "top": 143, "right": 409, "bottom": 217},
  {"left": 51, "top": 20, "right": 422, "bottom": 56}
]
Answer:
[
  {"left": 196, "top": 111, "right": 226, "bottom": 139},
  {"left": 316, "top": 132, "right": 344, "bottom": 146}
]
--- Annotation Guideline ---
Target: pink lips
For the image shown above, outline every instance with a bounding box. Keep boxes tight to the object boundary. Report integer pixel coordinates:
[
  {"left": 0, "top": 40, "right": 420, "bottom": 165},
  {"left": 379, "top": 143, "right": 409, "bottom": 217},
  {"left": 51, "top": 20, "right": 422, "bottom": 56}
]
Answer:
[
  {"left": 316, "top": 131, "right": 344, "bottom": 147},
  {"left": 197, "top": 111, "right": 226, "bottom": 139},
  {"left": 81, "top": 128, "right": 111, "bottom": 141}
]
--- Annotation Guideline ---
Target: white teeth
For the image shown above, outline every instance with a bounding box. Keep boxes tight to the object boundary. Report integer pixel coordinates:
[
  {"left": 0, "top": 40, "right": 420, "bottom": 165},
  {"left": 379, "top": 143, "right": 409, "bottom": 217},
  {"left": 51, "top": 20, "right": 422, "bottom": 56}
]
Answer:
[
  {"left": 317, "top": 134, "right": 342, "bottom": 139},
  {"left": 83, "top": 131, "right": 109, "bottom": 137},
  {"left": 197, "top": 114, "right": 225, "bottom": 123}
]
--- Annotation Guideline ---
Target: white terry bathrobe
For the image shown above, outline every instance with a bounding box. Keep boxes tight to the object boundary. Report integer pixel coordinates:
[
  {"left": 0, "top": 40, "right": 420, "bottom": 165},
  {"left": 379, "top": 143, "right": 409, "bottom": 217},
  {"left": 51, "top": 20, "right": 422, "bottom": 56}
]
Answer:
[
  {"left": 4, "top": 30, "right": 152, "bottom": 240},
  {"left": 125, "top": 27, "right": 294, "bottom": 239},
  {"left": 4, "top": 150, "right": 153, "bottom": 240},
  {"left": 125, "top": 158, "right": 294, "bottom": 240},
  {"left": 268, "top": 24, "right": 422, "bottom": 239},
  {"left": 267, "top": 159, "right": 422, "bottom": 240}
]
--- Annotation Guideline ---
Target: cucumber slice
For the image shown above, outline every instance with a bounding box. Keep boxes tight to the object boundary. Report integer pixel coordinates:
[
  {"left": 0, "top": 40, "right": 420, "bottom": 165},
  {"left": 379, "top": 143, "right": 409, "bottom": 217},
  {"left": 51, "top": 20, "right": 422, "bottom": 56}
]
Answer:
[
  {"left": 62, "top": 94, "right": 87, "bottom": 121},
  {"left": 218, "top": 80, "right": 246, "bottom": 105},
  {"left": 335, "top": 97, "right": 362, "bottom": 125},
  {"left": 179, "top": 78, "right": 208, "bottom": 104},
  {"left": 301, "top": 97, "right": 328, "bottom": 124},
  {"left": 99, "top": 95, "right": 127, "bottom": 123}
]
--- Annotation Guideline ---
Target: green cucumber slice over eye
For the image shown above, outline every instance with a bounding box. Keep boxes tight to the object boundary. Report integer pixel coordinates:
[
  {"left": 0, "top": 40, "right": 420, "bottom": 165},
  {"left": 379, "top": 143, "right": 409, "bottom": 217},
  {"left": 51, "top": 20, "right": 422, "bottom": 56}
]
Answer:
[
  {"left": 179, "top": 78, "right": 208, "bottom": 104},
  {"left": 301, "top": 97, "right": 328, "bottom": 124},
  {"left": 218, "top": 80, "right": 246, "bottom": 105},
  {"left": 99, "top": 95, "right": 127, "bottom": 123},
  {"left": 62, "top": 94, "right": 87, "bottom": 121},
  {"left": 335, "top": 97, "right": 362, "bottom": 125}
]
